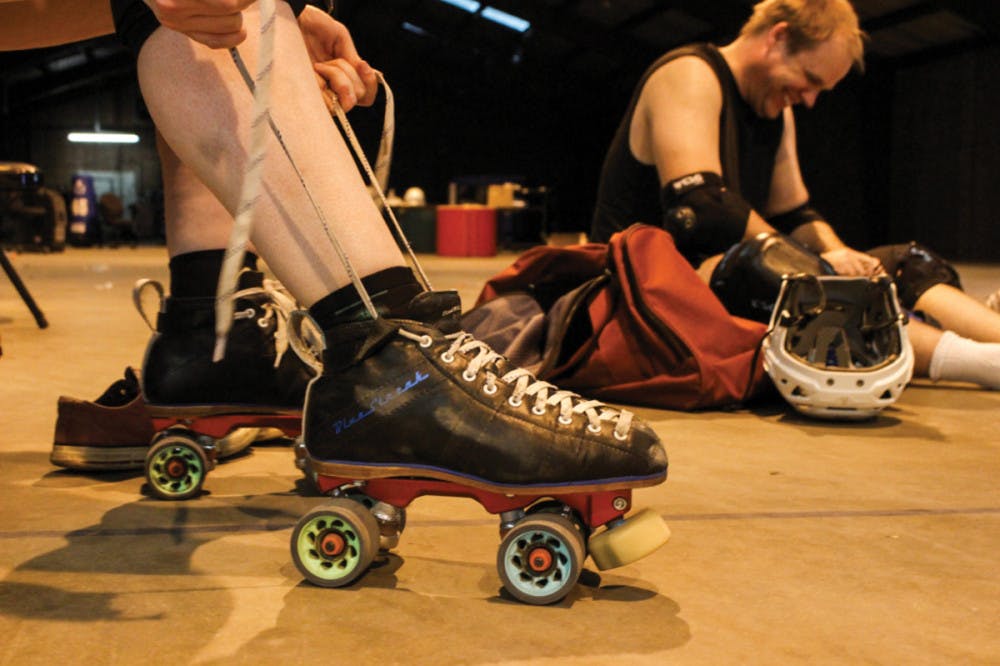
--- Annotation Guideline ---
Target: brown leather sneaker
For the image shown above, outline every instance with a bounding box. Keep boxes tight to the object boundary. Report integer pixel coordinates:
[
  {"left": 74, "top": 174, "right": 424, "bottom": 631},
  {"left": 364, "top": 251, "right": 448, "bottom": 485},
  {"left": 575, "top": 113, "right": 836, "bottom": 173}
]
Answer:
[
  {"left": 51, "top": 368, "right": 155, "bottom": 470},
  {"left": 51, "top": 368, "right": 277, "bottom": 471}
]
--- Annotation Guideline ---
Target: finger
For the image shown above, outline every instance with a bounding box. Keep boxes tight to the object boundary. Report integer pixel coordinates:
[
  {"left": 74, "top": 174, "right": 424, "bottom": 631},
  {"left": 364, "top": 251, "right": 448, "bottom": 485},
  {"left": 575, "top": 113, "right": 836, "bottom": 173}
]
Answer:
[
  {"left": 356, "top": 61, "right": 378, "bottom": 106},
  {"left": 314, "top": 61, "right": 358, "bottom": 111},
  {"left": 331, "top": 59, "right": 367, "bottom": 102}
]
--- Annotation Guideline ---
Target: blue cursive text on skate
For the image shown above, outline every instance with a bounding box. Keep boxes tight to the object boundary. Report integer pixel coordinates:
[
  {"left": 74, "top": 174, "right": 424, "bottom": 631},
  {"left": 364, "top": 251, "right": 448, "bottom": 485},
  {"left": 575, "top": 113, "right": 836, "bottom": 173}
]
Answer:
[{"left": 332, "top": 370, "right": 430, "bottom": 434}]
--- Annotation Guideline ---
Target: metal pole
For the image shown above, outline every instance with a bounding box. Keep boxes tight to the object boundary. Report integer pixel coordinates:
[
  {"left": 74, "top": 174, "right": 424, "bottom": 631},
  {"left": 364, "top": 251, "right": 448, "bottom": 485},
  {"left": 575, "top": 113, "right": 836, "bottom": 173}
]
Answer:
[{"left": 0, "top": 249, "right": 48, "bottom": 328}]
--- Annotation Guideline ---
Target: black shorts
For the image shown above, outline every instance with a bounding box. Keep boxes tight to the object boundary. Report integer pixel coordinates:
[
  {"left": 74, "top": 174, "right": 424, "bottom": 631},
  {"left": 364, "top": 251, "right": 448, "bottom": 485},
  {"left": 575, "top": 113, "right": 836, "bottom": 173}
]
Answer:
[{"left": 111, "top": 0, "right": 308, "bottom": 57}]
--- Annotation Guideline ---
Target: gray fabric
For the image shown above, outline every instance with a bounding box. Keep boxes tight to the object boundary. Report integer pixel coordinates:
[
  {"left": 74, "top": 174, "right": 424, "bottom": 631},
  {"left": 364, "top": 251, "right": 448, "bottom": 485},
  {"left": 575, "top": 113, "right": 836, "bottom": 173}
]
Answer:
[{"left": 461, "top": 293, "right": 547, "bottom": 371}]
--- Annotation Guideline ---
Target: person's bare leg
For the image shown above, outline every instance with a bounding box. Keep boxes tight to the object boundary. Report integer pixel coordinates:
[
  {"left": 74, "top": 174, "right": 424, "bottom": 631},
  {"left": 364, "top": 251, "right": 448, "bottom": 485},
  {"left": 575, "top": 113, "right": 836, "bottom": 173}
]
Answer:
[
  {"left": 696, "top": 254, "right": 723, "bottom": 284},
  {"left": 906, "top": 319, "right": 939, "bottom": 377},
  {"left": 158, "top": 131, "right": 233, "bottom": 256},
  {"left": 912, "top": 283, "right": 1000, "bottom": 343},
  {"left": 146, "top": 131, "right": 316, "bottom": 411},
  {"left": 138, "top": 3, "right": 403, "bottom": 307}
]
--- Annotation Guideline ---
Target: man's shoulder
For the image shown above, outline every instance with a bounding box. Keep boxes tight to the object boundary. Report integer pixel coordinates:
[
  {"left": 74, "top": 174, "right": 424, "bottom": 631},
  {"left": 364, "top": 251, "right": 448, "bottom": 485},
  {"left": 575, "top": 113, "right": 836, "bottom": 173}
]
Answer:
[
  {"left": 646, "top": 44, "right": 721, "bottom": 78},
  {"left": 641, "top": 49, "right": 723, "bottom": 107}
]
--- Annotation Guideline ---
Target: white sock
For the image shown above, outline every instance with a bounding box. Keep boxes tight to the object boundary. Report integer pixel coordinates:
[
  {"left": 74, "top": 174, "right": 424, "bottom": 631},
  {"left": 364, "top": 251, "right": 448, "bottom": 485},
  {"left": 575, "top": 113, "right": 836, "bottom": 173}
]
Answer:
[{"left": 928, "top": 330, "right": 1000, "bottom": 389}]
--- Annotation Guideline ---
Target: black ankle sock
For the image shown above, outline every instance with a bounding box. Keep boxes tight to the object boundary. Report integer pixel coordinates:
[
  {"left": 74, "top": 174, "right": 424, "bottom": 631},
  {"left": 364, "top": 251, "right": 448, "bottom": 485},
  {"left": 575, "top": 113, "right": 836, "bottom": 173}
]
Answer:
[
  {"left": 309, "top": 266, "right": 423, "bottom": 329},
  {"left": 169, "top": 250, "right": 259, "bottom": 298}
]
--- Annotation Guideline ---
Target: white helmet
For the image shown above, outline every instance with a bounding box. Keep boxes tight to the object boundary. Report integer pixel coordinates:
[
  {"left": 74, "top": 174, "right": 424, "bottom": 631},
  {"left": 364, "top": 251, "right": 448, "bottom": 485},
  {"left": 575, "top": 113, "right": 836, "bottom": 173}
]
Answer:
[
  {"left": 762, "top": 275, "right": 914, "bottom": 420},
  {"left": 403, "top": 186, "right": 426, "bottom": 206}
]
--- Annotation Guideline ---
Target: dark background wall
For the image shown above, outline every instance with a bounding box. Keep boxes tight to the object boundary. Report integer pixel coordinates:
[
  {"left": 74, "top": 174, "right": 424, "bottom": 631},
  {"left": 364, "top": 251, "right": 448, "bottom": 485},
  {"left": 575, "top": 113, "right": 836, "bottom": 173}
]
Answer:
[
  {"left": 796, "top": 42, "right": 1000, "bottom": 261},
  {"left": 2, "top": 12, "right": 999, "bottom": 261}
]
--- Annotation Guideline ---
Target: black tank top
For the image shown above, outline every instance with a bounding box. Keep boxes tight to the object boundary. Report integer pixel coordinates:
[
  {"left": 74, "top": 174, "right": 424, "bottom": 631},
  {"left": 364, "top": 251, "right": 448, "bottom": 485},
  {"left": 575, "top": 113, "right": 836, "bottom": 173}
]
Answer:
[{"left": 590, "top": 43, "right": 784, "bottom": 243}]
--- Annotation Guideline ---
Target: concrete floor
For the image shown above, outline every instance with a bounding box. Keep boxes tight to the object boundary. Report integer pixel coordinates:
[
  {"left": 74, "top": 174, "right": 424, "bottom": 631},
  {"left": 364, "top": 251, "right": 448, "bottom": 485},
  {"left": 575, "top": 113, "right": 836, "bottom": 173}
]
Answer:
[{"left": 1, "top": 246, "right": 998, "bottom": 665}]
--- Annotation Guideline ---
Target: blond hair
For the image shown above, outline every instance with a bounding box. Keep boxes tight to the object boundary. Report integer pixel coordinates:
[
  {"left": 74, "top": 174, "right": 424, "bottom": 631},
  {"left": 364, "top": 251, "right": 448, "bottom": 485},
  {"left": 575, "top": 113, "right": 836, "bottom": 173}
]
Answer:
[{"left": 741, "top": 0, "right": 866, "bottom": 71}]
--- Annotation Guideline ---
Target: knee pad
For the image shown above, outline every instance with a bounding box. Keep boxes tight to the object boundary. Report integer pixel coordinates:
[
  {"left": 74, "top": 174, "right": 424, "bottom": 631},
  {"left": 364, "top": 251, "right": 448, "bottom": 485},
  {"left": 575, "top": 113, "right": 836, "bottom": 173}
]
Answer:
[
  {"left": 710, "top": 232, "right": 835, "bottom": 323},
  {"left": 871, "top": 242, "right": 962, "bottom": 309},
  {"left": 763, "top": 275, "right": 914, "bottom": 420},
  {"left": 660, "top": 172, "right": 750, "bottom": 263}
]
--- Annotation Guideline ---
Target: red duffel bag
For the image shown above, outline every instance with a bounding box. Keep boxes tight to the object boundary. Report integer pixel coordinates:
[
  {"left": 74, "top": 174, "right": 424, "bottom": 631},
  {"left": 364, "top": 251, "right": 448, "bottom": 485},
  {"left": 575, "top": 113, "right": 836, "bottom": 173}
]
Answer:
[{"left": 462, "top": 224, "right": 770, "bottom": 410}]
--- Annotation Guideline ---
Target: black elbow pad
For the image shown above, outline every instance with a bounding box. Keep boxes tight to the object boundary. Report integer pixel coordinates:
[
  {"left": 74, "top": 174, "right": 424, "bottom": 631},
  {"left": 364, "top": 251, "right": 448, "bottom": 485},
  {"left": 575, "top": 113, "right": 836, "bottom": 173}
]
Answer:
[
  {"left": 767, "top": 203, "right": 824, "bottom": 235},
  {"left": 660, "top": 172, "right": 751, "bottom": 263}
]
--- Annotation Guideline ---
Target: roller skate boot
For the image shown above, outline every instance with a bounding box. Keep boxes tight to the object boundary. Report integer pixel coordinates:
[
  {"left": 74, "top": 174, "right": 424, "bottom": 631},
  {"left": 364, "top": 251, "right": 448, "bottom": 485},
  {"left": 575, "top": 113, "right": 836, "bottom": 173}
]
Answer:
[
  {"left": 301, "top": 289, "right": 665, "bottom": 489},
  {"left": 292, "top": 291, "right": 670, "bottom": 603},
  {"left": 142, "top": 269, "right": 315, "bottom": 410},
  {"left": 139, "top": 270, "right": 317, "bottom": 499}
]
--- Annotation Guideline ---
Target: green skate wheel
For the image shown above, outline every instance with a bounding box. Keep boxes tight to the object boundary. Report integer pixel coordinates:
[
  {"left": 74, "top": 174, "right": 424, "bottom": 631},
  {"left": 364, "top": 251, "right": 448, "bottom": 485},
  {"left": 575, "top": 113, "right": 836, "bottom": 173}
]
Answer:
[
  {"left": 145, "top": 435, "right": 209, "bottom": 501},
  {"left": 497, "top": 513, "right": 585, "bottom": 605},
  {"left": 291, "top": 499, "right": 380, "bottom": 588},
  {"left": 587, "top": 508, "right": 671, "bottom": 571}
]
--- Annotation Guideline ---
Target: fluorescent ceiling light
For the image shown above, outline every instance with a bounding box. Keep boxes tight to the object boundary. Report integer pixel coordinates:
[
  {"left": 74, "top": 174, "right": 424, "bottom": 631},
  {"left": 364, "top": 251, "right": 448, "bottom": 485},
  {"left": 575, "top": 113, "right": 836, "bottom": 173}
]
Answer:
[
  {"left": 402, "top": 21, "right": 431, "bottom": 36},
  {"left": 67, "top": 131, "right": 140, "bottom": 144},
  {"left": 438, "top": 0, "right": 480, "bottom": 13},
  {"left": 481, "top": 6, "right": 531, "bottom": 33}
]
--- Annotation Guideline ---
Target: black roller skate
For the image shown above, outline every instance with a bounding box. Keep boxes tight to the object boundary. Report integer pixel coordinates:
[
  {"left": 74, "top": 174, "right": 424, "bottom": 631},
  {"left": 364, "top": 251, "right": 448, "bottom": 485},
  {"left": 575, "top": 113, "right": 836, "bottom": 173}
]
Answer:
[
  {"left": 140, "top": 271, "right": 318, "bottom": 500},
  {"left": 292, "top": 290, "right": 670, "bottom": 604},
  {"left": 220, "top": 70, "right": 670, "bottom": 602}
]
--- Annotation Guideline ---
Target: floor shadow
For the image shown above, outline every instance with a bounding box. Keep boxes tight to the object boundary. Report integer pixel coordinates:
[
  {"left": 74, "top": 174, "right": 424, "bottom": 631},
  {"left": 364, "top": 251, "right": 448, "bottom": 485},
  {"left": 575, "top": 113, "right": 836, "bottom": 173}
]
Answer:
[{"left": 210, "top": 566, "right": 690, "bottom": 665}]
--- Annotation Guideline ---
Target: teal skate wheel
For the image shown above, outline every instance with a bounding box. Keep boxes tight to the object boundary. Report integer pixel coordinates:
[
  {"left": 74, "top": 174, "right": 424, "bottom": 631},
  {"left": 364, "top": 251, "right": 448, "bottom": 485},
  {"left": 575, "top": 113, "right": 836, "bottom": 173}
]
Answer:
[
  {"left": 145, "top": 435, "right": 209, "bottom": 501},
  {"left": 496, "top": 513, "right": 585, "bottom": 605},
  {"left": 291, "top": 499, "right": 380, "bottom": 588}
]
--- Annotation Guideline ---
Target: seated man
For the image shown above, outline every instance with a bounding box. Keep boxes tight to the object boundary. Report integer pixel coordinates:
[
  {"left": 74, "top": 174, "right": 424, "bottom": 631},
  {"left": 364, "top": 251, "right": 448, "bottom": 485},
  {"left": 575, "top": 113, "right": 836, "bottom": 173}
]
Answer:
[{"left": 591, "top": 0, "right": 1000, "bottom": 390}]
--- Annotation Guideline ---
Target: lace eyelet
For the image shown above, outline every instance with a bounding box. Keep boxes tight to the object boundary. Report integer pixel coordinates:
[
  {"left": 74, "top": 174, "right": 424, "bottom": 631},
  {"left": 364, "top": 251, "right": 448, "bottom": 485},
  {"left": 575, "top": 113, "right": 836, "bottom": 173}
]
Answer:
[
  {"left": 531, "top": 405, "right": 546, "bottom": 416},
  {"left": 557, "top": 415, "right": 573, "bottom": 426},
  {"left": 462, "top": 370, "right": 476, "bottom": 382},
  {"left": 483, "top": 383, "right": 498, "bottom": 395},
  {"left": 613, "top": 430, "right": 628, "bottom": 441},
  {"left": 587, "top": 423, "right": 602, "bottom": 434},
  {"left": 419, "top": 335, "right": 433, "bottom": 348},
  {"left": 441, "top": 352, "right": 455, "bottom": 363},
  {"left": 508, "top": 396, "right": 523, "bottom": 408},
  {"left": 257, "top": 318, "right": 269, "bottom": 328}
]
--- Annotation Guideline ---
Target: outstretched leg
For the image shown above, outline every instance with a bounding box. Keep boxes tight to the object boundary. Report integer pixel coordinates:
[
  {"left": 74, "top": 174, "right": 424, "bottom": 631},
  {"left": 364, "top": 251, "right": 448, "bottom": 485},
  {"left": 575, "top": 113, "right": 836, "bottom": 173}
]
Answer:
[{"left": 913, "top": 283, "right": 1000, "bottom": 344}]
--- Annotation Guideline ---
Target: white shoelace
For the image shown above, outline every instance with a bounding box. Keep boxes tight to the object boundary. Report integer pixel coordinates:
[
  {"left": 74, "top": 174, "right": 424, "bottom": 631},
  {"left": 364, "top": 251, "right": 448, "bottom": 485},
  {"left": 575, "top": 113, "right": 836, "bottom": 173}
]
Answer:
[
  {"left": 133, "top": 274, "right": 323, "bottom": 374},
  {"left": 399, "top": 329, "right": 633, "bottom": 440}
]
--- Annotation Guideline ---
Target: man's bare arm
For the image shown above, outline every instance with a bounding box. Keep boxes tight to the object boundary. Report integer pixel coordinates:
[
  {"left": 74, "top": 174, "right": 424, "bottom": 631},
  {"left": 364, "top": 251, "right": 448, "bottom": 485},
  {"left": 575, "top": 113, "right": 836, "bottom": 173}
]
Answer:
[{"left": 636, "top": 57, "right": 778, "bottom": 243}]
